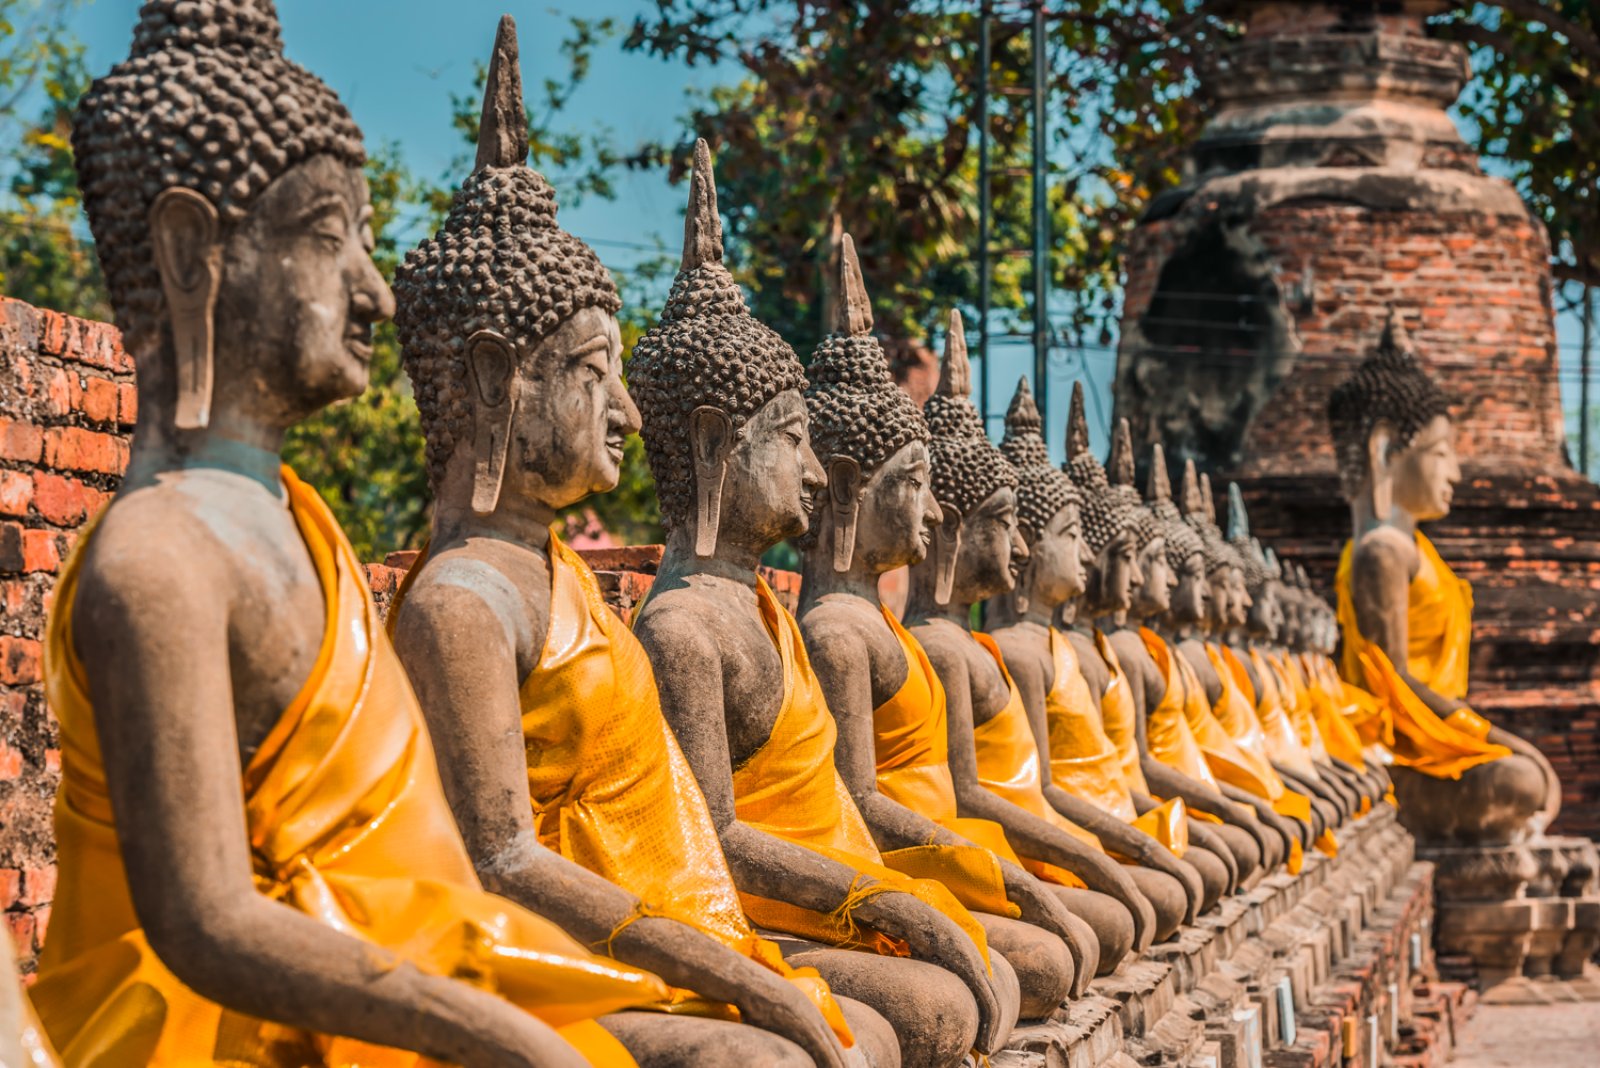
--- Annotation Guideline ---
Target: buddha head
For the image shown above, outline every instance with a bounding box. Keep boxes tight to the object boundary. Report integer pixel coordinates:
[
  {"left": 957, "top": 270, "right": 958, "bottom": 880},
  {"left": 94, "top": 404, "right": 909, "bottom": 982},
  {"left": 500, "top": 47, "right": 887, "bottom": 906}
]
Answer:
[
  {"left": 1145, "top": 445, "right": 1210, "bottom": 628},
  {"left": 73, "top": 0, "right": 390, "bottom": 436},
  {"left": 1106, "top": 419, "right": 1171, "bottom": 619},
  {"left": 630, "top": 140, "right": 817, "bottom": 561},
  {"left": 396, "top": 16, "right": 633, "bottom": 519},
  {"left": 1328, "top": 309, "right": 1460, "bottom": 525},
  {"left": 1226, "top": 484, "right": 1285, "bottom": 642},
  {"left": 922, "top": 311, "right": 1024, "bottom": 606},
  {"left": 1063, "top": 385, "right": 1147, "bottom": 618},
  {"left": 1180, "top": 466, "right": 1250, "bottom": 634},
  {"left": 998, "top": 376, "right": 1084, "bottom": 614},
  {"left": 800, "top": 234, "right": 936, "bottom": 576}
]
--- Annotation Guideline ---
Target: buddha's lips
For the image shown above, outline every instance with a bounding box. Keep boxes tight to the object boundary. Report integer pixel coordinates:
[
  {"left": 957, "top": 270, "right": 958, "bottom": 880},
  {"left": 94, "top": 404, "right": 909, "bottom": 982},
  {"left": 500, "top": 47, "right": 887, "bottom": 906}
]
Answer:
[
  {"left": 346, "top": 327, "right": 373, "bottom": 364},
  {"left": 798, "top": 493, "right": 816, "bottom": 518},
  {"left": 605, "top": 437, "right": 626, "bottom": 462}
]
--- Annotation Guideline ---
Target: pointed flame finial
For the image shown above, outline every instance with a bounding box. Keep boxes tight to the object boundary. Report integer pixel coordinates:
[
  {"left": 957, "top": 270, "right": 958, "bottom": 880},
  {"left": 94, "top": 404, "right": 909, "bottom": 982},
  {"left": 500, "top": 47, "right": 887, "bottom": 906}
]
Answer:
[
  {"left": 1379, "top": 305, "right": 1414, "bottom": 356},
  {"left": 834, "top": 232, "right": 874, "bottom": 337},
  {"left": 936, "top": 309, "right": 971, "bottom": 398},
  {"left": 475, "top": 15, "right": 530, "bottom": 172},
  {"left": 681, "top": 138, "right": 725, "bottom": 271},
  {"left": 1180, "top": 458, "right": 1204, "bottom": 517},
  {"left": 1200, "top": 472, "right": 1217, "bottom": 524},
  {"left": 1147, "top": 443, "right": 1172, "bottom": 504},
  {"left": 1066, "top": 381, "right": 1090, "bottom": 461},
  {"left": 1006, "top": 376, "right": 1041, "bottom": 433},
  {"left": 1227, "top": 482, "right": 1249, "bottom": 542},
  {"left": 1108, "top": 418, "right": 1135, "bottom": 487}
]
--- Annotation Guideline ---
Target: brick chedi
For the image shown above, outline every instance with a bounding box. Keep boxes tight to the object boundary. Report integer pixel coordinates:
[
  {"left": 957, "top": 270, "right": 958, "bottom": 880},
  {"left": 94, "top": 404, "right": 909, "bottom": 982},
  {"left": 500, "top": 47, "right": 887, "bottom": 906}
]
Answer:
[{"left": 1112, "top": 0, "right": 1600, "bottom": 839}]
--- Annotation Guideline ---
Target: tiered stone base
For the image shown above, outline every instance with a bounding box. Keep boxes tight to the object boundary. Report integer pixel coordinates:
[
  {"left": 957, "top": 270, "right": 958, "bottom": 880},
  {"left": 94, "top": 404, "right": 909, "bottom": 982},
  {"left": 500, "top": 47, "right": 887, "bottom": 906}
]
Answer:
[
  {"left": 1425, "top": 835, "right": 1600, "bottom": 1001},
  {"left": 991, "top": 806, "right": 1444, "bottom": 1067}
]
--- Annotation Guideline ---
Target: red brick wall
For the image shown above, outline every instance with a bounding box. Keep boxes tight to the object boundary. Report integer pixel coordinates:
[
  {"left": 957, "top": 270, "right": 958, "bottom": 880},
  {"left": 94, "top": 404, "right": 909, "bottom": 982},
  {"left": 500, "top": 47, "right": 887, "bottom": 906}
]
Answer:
[
  {"left": 0, "top": 298, "right": 134, "bottom": 976},
  {"left": 1120, "top": 202, "right": 1565, "bottom": 478}
]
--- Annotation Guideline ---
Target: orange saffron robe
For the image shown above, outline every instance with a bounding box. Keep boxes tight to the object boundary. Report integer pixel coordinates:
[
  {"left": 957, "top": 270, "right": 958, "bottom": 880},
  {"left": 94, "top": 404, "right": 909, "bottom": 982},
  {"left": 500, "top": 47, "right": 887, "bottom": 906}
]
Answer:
[
  {"left": 1094, "top": 631, "right": 1150, "bottom": 797},
  {"left": 389, "top": 533, "right": 851, "bottom": 1044},
  {"left": 872, "top": 607, "right": 1023, "bottom": 919},
  {"left": 1045, "top": 631, "right": 1186, "bottom": 857},
  {"left": 33, "top": 469, "right": 664, "bottom": 1068},
  {"left": 968, "top": 633, "right": 1092, "bottom": 889},
  {"left": 1139, "top": 629, "right": 1217, "bottom": 789},
  {"left": 731, "top": 581, "right": 992, "bottom": 965},
  {"left": 1248, "top": 646, "right": 1320, "bottom": 780},
  {"left": 1335, "top": 532, "right": 1508, "bottom": 779}
]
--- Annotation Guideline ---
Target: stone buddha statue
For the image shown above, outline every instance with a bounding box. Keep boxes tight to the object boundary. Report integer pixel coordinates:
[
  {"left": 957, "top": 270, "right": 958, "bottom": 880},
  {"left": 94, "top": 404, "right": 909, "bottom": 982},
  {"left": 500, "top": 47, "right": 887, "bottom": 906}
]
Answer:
[
  {"left": 795, "top": 240, "right": 1084, "bottom": 1017},
  {"left": 630, "top": 142, "right": 1012, "bottom": 1068},
  {"left": 1174, "top": 468, "right": 1354, "bottom": 841},
  {"left": 985, "top": 378, "right": 1203, "bottom": 940},
  {"left": 1271, "top": 557, "right": 1384, "bottom": 807},
  {"left": 386, "top": 21, "right": 882, "bottom": 1068},
  {"left": 1328, "top": 312, "right": 1555, "bottom": 845},
  {"left": 1102, "top": 438, "right": 1282, "bottom": 884},
  {"left": 36, "top": 3, "right": 670, "bottom": 1065},
  {"left": 900, "top": 318, "right": 1153, "bottom": 977}
]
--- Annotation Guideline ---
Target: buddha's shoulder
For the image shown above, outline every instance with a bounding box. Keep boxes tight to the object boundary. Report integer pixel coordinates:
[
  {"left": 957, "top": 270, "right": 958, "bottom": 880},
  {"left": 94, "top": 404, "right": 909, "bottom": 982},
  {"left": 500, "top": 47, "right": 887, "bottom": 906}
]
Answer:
[
  {"left": 82, "top": 479, "right": 260, "bottom": 579},
  {"left": 632, "top": 582, "right": 740, "bottom": 649},
  {"left": 1349, "top": 526, "right": 1419, "bottom": 578},
  {"left": 798, "top": 596, "right": 894, "bottom": 657}
]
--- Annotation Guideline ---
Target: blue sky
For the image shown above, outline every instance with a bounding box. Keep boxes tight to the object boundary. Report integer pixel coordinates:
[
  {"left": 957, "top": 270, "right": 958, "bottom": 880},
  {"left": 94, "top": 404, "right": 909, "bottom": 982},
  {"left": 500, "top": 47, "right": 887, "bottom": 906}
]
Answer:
[{"left": 62, "top": 1, "right": 1598, "bottom": 467}]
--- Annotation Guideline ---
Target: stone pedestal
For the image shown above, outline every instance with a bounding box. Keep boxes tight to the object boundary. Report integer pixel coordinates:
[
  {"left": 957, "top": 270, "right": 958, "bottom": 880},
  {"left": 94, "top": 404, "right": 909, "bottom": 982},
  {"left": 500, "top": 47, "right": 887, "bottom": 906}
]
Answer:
[{"left": 1424, "top": 836, "right": 1600, "bottom": 995}]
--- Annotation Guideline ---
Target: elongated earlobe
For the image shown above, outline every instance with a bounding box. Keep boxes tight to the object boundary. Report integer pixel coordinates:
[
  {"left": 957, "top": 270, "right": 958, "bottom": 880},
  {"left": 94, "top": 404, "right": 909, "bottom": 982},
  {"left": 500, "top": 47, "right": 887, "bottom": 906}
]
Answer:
[
  {"left": 933, "top": 501, "right": 963, "bottom": 607},
  {"left": 149, "top": 188, "right": 223, "bottom": 430},
  {"left": 690, "top": 405, "right": 736, "bottom": 557},
  {"left": 1014, "top": 557, "right": 1032, "bottom": 616},
  {"left": 1367, "top": 424, "right": 1394, "bottom": 519},
  {"left": 468, "top": 330, "right": 517, "bottom": 515},
  {"left": 828, "top": 456, "right": 863, "bottom": 573}
]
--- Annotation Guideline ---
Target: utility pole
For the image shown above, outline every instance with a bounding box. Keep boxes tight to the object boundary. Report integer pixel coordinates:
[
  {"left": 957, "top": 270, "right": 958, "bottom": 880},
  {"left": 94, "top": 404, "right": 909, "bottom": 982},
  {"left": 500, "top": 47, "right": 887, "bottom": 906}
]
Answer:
[
  {"left": 976, "top": 3, "right": 992, "bottom": 425},
  {"left": 1583, "top": 283, "right": 1593, "bottom": 477},
  {"left": 1031, "top": 0, "right": 1049, "bottom": 433}
]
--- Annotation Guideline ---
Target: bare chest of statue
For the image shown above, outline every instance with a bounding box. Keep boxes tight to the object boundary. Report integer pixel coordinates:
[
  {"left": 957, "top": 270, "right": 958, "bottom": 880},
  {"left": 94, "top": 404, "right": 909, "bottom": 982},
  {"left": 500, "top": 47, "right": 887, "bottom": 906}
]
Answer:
[{"left": 83, "top": 473, "right": 327, "bottom": 764}]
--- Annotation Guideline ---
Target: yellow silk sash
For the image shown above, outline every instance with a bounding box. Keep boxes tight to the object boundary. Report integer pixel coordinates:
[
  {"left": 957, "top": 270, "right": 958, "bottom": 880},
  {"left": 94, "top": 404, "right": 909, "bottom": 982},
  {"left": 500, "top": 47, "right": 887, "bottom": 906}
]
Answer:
[
  {"left": 1218, "top": 648, "right": 1315, "bottom": 825},
  {"left": 968, "top": 634, "right": 1092, "bottom": 888},
  {"left": 1247, "top": 647, "right": 1320, "bottom": 780},
  {"left": 1174, "top": 643, "right": 1278, "bottom": 799},
  {"left": 1335, "top": 536, "right": 1509, "bottom": 779},
  {"left": 1094, "top": 631, "right": 1151, "bottom": 796},
  {"left": 1044, "top": 629, "right": 1138, "bottom": 822},
  {"left": 1299, "top": 652, "right": 1368, "bottom": 770},
  {"left": 871, "top": 608, "right": 1023, "bottom": 919},
  {"left": 732, "top": 581, "right": 992, "bottom": 966},
  {"left": 1138, "top": 629, "right": 1217, "bottom": 789},
  {"left": 34, "top": 468, "right": 662, "bottom": 1068}
]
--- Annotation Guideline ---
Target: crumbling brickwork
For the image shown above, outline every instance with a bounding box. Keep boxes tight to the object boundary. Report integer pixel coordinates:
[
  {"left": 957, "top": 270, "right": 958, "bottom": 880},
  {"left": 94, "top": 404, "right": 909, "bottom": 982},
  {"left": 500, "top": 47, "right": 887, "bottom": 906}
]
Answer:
[{"left": 0, "top": 297, "right": 134, "bottom": 976}]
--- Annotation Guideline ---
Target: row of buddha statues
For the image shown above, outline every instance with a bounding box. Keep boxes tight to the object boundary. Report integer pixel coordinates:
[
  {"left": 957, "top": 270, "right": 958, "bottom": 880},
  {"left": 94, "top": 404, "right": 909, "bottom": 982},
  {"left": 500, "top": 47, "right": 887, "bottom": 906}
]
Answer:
[{"left": 5, "top": 4, "right": 1569, "bottom": 1067}]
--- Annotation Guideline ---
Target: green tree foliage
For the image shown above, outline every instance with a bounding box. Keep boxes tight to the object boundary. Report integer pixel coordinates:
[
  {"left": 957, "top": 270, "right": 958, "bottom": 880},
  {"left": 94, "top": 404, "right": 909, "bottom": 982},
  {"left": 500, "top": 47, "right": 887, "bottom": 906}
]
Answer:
[
  {"left": 1436, "top": 1, "right": 1600, "bottom": 286},
  {"left": 621, "top": 1, "right": 1237, "bottom": 354},
  {"left": 0, "top": 0, "right": 107, "bottom": 320}
]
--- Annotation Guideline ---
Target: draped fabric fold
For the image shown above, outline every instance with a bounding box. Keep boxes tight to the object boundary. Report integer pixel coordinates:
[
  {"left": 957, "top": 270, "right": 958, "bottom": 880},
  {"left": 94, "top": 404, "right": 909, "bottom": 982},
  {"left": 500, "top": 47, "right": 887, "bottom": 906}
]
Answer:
[
  {"left": 968, "top": 634, "right": 1093, "bottom": 889},
  {"left": 1094, "top": 631, "right": 1150, "bottom": 796},
  {"left": 1247, "top": 647, "right": 1320, "bottom": 780},
  {"left": 1335, "top": 534, "right": 1509, "bottom": 780},
  {"left": 732, "top": 581, "right": 992, "bottom": 968},
  {"left": 34, "top": 468, "right": 663, "bottom": 1068},
  {"left": 1044, "top": 630, "right": 1137, "bottom": 823},
  {"left": 1137, "top": 629, "right": 1217, "bottom": 789},
  {"left": 872, "top": 607, "right": 1023, "bottom": 920}
]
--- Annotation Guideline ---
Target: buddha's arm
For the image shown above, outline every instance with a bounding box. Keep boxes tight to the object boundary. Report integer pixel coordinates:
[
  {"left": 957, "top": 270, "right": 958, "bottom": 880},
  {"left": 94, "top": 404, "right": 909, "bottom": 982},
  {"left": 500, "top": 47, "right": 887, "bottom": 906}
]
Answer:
[
  {"left": 394, "top": 581, "right": 847, "bottom": 1068},
  {"left": 1217, "top": 784, "right": 1298, "bottom": 860},
  {"left": 1177, "top": 641, "right": 1222, "bottom": 705},
  {"left": 804, "top": 614, "right": 970, "bottom": 852},
  {"left": 75, "top": 538, "right": 585, "bottom": 1068},
  {"left": 637, "top": 607, "right": 1003, "bottom": 1048},
  {"left": 928, "top": 639, "right": 1157, "bottom": 949}
]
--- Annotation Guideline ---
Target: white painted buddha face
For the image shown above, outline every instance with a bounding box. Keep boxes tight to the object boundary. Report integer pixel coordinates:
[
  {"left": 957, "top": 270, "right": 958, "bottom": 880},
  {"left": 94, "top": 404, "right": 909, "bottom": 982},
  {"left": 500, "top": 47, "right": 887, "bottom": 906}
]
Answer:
[{"left": 1389, "top": 414, "right": 1460, "bottom": 522}]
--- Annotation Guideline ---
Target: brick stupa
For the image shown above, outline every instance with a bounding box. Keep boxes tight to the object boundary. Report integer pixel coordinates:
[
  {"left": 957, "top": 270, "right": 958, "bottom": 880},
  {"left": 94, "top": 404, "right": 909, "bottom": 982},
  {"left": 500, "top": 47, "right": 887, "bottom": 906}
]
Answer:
[{"left": 1112, "top": 0, "right": 1600, "bottom": 840}]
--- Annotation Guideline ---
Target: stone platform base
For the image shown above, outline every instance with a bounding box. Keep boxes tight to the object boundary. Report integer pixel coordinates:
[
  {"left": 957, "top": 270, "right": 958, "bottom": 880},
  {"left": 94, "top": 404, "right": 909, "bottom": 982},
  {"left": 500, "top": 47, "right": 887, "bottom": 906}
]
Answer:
[
  {"left": 990, "top": 804, "right": 1445, "bottom": 1067},
  {"left": 1424, "top": 835, "right": 1600, "bottom": 993}
]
